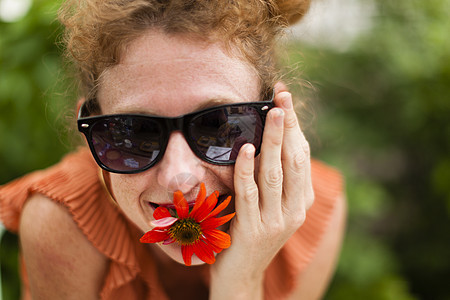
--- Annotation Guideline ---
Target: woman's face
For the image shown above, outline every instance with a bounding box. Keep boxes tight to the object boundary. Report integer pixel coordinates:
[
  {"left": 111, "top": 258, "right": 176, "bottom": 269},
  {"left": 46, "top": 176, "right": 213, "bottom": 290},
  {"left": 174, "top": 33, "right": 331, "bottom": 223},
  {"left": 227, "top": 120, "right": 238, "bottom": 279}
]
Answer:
[{"left": 97, "top": 30, "right": 260, "bottom": 265}]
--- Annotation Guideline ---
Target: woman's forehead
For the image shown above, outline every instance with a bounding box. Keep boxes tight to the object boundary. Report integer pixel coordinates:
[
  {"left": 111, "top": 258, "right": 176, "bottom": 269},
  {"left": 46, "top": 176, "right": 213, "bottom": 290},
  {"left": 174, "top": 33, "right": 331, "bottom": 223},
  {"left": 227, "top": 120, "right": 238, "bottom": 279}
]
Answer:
[{"left": 97, "top": 31, "right": 260, "bottom": 116}]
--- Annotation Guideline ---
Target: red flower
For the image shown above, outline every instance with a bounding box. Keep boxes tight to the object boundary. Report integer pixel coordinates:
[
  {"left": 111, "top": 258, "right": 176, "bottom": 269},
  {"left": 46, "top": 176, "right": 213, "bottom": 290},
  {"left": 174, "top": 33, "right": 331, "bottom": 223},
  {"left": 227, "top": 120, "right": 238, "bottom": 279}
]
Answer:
[{"left": 140, "top": 183, "right": 235, "bottom": 266}]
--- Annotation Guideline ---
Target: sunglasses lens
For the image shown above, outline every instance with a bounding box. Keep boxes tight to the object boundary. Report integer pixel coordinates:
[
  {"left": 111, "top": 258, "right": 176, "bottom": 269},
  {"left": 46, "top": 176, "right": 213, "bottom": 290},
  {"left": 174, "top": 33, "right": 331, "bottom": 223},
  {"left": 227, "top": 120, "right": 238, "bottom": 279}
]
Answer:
[
  {"left": 89, "top": 116, "right": 163, "bottom": 172},
  {"left": 189, "top": 106, "right": 263, "bottom": 162}
]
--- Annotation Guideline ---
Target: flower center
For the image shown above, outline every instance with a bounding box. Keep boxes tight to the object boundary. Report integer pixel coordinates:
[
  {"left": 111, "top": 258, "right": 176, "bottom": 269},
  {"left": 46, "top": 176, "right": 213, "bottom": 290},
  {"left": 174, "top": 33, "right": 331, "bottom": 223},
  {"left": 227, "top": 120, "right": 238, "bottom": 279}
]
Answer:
[{"left": 169, "top": 218, "right": 203, "bottom": 245}]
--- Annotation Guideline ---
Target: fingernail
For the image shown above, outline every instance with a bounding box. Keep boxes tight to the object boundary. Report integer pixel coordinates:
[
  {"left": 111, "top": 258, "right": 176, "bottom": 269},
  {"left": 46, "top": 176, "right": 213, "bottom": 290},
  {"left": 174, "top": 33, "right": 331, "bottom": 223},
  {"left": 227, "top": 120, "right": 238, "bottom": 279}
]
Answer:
[
  {"left": 244, "top": 144, "right": 254, "bottom": 159},
  {"left": 273, "top": 108, "right": 284, "bottom": 127},
  {"left": 282, "top": 95, "right": 293, "bottom": 109}
]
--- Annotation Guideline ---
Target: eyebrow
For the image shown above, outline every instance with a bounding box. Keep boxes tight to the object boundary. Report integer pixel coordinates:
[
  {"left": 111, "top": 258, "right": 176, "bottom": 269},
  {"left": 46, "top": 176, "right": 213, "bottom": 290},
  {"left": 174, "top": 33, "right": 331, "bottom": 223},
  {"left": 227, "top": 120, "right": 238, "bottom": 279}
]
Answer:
[
  {"left": 113, "top": 97, "right": 239, "bottom": 116},
  {"left": 192, "top": 98, "right": 234, "bottom": 111}
]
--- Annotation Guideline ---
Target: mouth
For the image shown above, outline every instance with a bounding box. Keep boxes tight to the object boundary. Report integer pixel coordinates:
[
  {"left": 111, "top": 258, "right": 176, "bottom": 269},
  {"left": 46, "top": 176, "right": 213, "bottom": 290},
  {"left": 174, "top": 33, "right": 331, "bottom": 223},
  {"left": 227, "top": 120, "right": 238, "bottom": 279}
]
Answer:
[{"left": 148, "top": 194, "right": 229, "bottom": 217}]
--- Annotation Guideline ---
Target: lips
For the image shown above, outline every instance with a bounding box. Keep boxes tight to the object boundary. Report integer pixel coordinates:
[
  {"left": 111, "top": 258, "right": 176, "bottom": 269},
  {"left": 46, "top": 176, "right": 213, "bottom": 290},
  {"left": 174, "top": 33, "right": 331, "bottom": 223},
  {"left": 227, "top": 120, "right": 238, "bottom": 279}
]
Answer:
[
  {"left": 149, "top": 201, "right": 195, "bottom": 210},
  {"left": 148, "top": 194, "right": 229, "bottom": 215}
]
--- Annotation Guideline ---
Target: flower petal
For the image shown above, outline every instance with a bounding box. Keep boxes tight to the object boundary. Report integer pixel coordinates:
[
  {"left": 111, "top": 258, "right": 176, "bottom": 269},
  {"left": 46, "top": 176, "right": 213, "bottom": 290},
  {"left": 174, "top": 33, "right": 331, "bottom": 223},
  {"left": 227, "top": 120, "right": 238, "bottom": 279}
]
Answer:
[
  {"left": 208, "top": 195, "right": 232, "bottom": 219},
  {"left": 196, "top": 182, "right": 206, "bottom": 203},
  {"left": 174, "top": 191, "right": 189, "bottom": 218},
  {"left": 201, "top": 213, "right": 235, "bottom": 231},
  {"left": 182, "top": 245, "right": 194, "bottom": 266},
  {"left": 194, "top": 191, "right": 219, "bottom": 222},
  {"left": 151, "top": 216, "right": 178, "bottom": 228},
  {"left": 203, "top": 229, "right": 232, "bottom": 249},
  {"left": 153, "top": 206, "right": 172, "bottom": 219},
  {"left": 193, "top": 241, "right": 216, "bottom": 264},
  {"left": 189, "top": 183, "right": 206, "bottom": 217},
  {"left": 201, "top": 237, "right": 223, "bottom": 254},
  {"left": 140, "top": 229, "right": 170, "bottom": 243},
  {"left": 163, "top": 237, "right": 176, "bottom": 245}
]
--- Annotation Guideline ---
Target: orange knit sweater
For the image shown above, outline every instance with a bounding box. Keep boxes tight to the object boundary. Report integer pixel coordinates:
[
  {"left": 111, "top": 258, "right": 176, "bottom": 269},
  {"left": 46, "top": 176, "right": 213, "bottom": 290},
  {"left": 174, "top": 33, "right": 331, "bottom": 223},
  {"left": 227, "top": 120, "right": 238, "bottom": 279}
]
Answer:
[{"left": 0, "top": 147, "right": 343, "bottom": 299}]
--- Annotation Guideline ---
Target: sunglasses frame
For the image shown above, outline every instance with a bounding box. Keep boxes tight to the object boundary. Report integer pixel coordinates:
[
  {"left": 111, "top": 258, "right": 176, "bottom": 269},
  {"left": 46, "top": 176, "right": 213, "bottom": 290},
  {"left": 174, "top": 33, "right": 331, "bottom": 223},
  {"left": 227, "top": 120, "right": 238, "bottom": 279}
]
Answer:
[{"left": 78, "top": 93, "right": 274, "bottom": 174}]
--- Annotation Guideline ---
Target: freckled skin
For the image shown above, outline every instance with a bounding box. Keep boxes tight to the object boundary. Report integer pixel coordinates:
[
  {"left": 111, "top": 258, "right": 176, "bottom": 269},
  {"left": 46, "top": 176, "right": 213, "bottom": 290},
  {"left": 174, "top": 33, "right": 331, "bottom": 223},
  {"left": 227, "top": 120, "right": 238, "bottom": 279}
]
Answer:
[
  {"left": 18, "top": 28, "right": 346, "bottom": 300},
  {"left": 98, "top": 30, "right": 261, "bottom": 265}
]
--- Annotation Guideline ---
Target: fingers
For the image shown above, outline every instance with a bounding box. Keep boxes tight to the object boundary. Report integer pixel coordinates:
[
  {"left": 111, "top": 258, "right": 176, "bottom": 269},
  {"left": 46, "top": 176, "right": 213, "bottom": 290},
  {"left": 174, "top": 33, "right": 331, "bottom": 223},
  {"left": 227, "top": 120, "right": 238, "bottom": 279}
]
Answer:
[
  {"left": 274, "top": 81, "right": 288, "bottom": 94},
  {"left": 274, "top": 92, "right": 314, "bottom": 215},
  {"left": 233, "top": 89, "right": 313, "bottom": 230},
  {"left": 219, "top": 89, "right": 313, "bottom": 280},
  {"left": 233, "top": 144, "right": 260, "bottom": 227},
  {"left": 257, "top": 107, "right": 285, "bottom": 218}
]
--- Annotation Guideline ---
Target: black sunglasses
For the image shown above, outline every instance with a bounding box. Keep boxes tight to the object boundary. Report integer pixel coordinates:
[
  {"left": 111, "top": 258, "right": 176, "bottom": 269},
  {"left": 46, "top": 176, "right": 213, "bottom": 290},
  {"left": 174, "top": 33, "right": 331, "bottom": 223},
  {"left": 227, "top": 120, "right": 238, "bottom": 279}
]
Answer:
[{"left": 78, "top": 93, "right": 274, "bottom": 174}]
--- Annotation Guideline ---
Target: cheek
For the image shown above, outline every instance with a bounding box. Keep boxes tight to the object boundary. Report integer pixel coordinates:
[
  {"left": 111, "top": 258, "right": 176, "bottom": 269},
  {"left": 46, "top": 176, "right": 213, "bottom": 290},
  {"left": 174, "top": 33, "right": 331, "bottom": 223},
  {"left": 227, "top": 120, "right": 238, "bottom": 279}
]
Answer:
[
  {"left": 109, "top": 174, "right": 145, "bottom": 207},
  {"left": 109, "top": 173, "right": 153, "bottom": 231},
  {"left": 206, "top": 164, "right": 235, "bottom": 192},
  {"left": 208, "top": 157, "right": 260, "bottom": 192}
]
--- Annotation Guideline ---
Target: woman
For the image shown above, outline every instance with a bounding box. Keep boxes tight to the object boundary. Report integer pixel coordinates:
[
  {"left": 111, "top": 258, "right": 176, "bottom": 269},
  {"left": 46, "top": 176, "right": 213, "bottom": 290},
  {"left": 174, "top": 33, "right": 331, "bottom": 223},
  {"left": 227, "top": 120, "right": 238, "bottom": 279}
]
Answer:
[{"left": 0, "top": 0, "right": 346, "bottom": 299}]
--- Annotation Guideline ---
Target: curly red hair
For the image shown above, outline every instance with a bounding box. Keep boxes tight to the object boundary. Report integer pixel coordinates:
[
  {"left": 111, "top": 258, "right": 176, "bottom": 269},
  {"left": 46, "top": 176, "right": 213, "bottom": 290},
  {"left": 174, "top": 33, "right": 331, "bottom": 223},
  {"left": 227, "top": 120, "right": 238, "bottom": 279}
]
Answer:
[{"left": 58, "top": 0, "right": 310, "bottom": 99}]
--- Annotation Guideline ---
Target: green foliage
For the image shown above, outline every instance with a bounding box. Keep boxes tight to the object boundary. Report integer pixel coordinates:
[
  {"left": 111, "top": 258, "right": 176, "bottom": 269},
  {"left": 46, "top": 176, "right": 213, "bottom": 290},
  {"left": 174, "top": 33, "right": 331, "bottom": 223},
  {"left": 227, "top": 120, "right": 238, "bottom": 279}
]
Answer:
[
  {"left": 0, "top": 233, "right": 19, "bottom": 300},
  {"left": 0, "top": 0, "right": 74, "bottom": 184},
  {"left": 0, "top": 1, "right": 75, "bottom": 298},
  {"left": 1, "top": 0, "right": 449, "bottom": 299},
  {"left": 287, "top": 0, "right": 450, "bottom": 299}
]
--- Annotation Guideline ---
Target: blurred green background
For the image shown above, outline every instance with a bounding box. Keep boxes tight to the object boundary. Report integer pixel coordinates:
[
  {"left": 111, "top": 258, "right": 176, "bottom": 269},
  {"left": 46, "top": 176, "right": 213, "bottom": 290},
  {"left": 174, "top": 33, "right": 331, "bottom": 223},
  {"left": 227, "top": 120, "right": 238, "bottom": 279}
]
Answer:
[{"left": 1, "top": 0, "right": 449, "bottom": 299}]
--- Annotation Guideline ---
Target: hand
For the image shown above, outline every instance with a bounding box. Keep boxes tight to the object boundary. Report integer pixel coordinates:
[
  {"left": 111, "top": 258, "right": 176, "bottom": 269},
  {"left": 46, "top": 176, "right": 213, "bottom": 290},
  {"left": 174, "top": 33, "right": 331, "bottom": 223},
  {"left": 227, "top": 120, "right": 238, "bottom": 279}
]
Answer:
[{"left": 209, "top": 84, "right": 314, "bottom": 299}]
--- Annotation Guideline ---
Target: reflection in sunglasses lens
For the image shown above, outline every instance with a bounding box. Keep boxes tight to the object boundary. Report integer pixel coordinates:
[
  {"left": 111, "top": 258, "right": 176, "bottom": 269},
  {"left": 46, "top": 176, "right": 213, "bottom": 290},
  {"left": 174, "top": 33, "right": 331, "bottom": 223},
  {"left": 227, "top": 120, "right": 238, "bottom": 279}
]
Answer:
[
  {"left": 85, "top": 103, "right": 268, "bottom": 173},
  {"left": 91, "top": 117, "right": 162, "bottom": 171},
  {"left": 189, "top": 107, "right": 262, "bottom": 162}
]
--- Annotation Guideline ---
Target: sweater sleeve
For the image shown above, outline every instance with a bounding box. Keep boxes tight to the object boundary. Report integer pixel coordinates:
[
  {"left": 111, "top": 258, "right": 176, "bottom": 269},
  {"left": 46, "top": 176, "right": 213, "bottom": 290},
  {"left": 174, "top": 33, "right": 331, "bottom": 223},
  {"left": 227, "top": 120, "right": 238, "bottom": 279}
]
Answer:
[{"left": 0, "top": 148, "right": 147, "bottom": 299}]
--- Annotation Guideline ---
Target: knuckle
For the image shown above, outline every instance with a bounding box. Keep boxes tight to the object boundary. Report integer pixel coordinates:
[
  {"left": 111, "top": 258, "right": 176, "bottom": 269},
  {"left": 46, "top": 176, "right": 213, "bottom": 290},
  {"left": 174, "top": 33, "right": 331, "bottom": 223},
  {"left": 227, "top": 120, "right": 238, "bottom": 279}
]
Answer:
[
  {"left": 302, "top": 140, "right": 311, "bottom": 156},
  {"left": 291, "top": 210, "right": 306, "bottom": 228},
  {"left": 306, "top": 190, "right": 315, "bottom": 210},
  {"left": 285, "top": 208, "right": 306, "bottom": 229},
  {"left": 262, "top": 166, "right": 283, "bottom": 188},
  {"left": 269, "top": 134, "right": 283, "bottom": 147},
  {"left": 282, "top": 203, "right": 306, "bottom": 229},
  {"left": 269, "top": 220, "right": 285, "bottom": 234},
  {"left": 236, "top": 166, "right": 254, "bottom": 181},
  {"left": 290, "top": 151, "right": 307, "bottom": 174},
  {"left": 284, "top": 113, "right": 299, "bottom": 129},
  {"left": 242, "top": 184, "right": 259, "bottom": 202},
  {"left": 263, "top": 215, "right": 285, "bottom": 235}
]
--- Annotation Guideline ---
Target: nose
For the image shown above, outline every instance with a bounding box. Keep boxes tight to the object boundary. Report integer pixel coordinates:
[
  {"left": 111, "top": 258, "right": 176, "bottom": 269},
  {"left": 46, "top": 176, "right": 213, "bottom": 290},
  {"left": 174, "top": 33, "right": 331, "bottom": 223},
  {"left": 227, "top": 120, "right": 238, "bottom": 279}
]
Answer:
[{"left": 155, "top": 131, "right": 205, "bottom": 194}]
